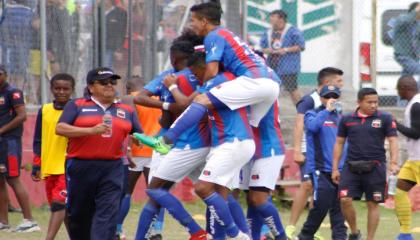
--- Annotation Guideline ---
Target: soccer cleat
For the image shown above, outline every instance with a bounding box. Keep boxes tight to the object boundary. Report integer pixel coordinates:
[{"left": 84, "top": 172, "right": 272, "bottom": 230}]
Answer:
[
  {"left": 348, "top": 230, "right": 362, "bottom": 240},
  {"left": 228, "top": 231, "right": 251, "bottom": 240},
  {"left": 190, "top": 229, "right": 208, "bottom": 240},
  {"left": 150, "top": 233, "right": 163, "bottom": 240},
  {"left": 13, "top": 219, "right": 40, "bottom": 232},
  {"left": 0, "top": 222, "right": 11, "bottom": 231},
  {"left": 396, "top": 233, "right": 414, "bottom": 240},
  {"left": 285, "top": 225, "right": 297, "bottom": 239},
  {"left": 314, "top": 232, "right": 324, "bottom": 240},
  {"left": 133, "top": 133, "right": 171, "bottom": 154}
]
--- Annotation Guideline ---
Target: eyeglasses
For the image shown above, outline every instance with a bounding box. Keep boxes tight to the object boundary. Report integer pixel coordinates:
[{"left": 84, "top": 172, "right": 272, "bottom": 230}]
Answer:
[
  {"left": 323, "top": 94, "right": 339, "bottom": 99},
  {"left": 95, "top": 78, "right": 117, "bottom": 86}
]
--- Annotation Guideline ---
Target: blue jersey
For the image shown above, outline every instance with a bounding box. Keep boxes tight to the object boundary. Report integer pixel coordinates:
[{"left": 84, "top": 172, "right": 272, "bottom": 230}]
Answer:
[
  {"left": 205, "top": 27, "right": 277, "bottom": 81},
  {"left": 253, "top": 101, "right": 285, "bottom": 159},
  {"left": 198, "top": 72, "right": 253, "bottom": 146},
  {"left": 168, "top": 69, "right": 210, "bottom": 150},
  {"left": 143, "top": 68, "right": 175, "bottom": 102}
]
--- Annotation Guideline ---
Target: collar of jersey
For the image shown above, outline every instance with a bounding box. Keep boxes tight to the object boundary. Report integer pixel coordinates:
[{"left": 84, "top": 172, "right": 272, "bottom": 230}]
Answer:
[{"left": 90, "top": 96, "right": 119, "bottom": 111}]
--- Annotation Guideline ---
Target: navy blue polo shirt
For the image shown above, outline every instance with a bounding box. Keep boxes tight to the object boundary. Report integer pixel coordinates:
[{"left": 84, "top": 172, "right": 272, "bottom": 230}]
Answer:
[
  {"left": 0, "top": 83, "right": 25, "bottom": 138},
  {"left": 337, "top": 109, "right": 397, "bottom": 162}
]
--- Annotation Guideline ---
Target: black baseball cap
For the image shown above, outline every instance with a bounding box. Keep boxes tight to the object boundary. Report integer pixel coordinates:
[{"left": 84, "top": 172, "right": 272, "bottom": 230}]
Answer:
[{"left": 86, "top": 67, "right": 121, "bottom": 85}]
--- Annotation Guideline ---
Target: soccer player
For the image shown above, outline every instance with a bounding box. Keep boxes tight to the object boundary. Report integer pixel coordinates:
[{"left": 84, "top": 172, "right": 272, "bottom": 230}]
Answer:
[
  {"left": 394, "top": 76, "right": 420, "bottom": 240},
  {"left": 135, "top": 2, "right": 280, "bottom": 154},
  {"left": 31, "top": 73, "right": 75, "bottom": 240},
  {"left": 0, "top": 65, "right": 40, "bottom": 232},
  {"left": 286, "top": 67, "right": 344, "bottom": 239}
]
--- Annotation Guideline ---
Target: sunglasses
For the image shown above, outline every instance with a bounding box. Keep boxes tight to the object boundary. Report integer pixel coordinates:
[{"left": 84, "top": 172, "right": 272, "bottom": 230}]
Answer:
[
  {"left": 95, "top": 78, "right": 117, "bottom": 86},
  {"left": 323, "top": 94, "right": 339, "bottom": 99}
]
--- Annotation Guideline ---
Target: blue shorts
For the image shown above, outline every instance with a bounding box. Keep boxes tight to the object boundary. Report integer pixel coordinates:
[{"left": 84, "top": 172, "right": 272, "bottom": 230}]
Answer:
[
  {"left": 299, "top": 155, "right": 310, "bottom": 182},
  {"left": 0, "top": 137, "right": 22, "bottom": 178}
]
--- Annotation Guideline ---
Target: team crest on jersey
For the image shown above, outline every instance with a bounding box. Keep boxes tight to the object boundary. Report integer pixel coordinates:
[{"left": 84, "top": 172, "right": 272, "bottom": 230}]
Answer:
[
  {"left": 373, "top": 192, "right": 382, "bottom": 201},
  {"left": 0, "top": 96, "right": 5, "bottom": 105},
  {"left": 117, "top": 109, "right": 126, "bottom": 119},
  {"left": 371, "top": 119, "right": 382, "bottom": 128},
  {"left": 203, "top": 170, "right": 211, "bottom": 176},
  {"left": 12, "top": 92, "right": 21, "bottom": 99},
  {"left": 251, "top": 174, "right": 259, "bottom": 180},
  {"left": 339, "top": 189, "right": 348, "bottom": 198}
]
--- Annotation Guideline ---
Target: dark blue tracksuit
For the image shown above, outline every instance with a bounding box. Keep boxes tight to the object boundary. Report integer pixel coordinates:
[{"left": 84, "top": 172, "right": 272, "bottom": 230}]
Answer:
[{"left": 298, "top": 106, "right": 347, "bottom": 240}]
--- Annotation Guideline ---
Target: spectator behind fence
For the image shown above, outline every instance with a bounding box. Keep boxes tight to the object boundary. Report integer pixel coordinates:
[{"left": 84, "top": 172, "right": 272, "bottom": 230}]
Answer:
[
  {"left": 260, "top": 9, "right": 305, "bottom": 105},
  {"left": 56, "top": 67, "right": 141, "bottom": 239},
  {"left": 103, "top": 0, "right": 127, "bottom": 68},
  {"left": 0, "top": 0, "right": 33, "bottom": 91},
  {"left": 0, "top": 65, "right": 40, "bottom": 232},
  {"left": 332, "top": 88, "right": 399, "bottom": 240},
  {"left": 31, "top": 73, "right": 75, "bottom": 240},
  {"left": 392, "top": 2, "right": 420, "bottom": 78},
  {"left": 394, "top": 76, "right": 420, "bottom": 240}
]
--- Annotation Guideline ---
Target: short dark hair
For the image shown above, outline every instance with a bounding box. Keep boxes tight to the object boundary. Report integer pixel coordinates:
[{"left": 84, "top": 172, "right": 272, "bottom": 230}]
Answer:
[
  {"left": 408, "top": 2, "right": 419, "bottom": 12},
  {"left": 317, "top": 67, "right": 344, "bottom": 86},
  {"left": 270, "top": 10, "right": 287, "bottom": 21},
  {"left": 174, "top": 28, "right": 204, "bottom": 46},
  {"left": 50, "top": 73, "right": 75, "bottom": 89},
  {"left": 190, "top": 2, "right": 223, "bottom": 25},
  {"left": 187, "top": 52, "right": 206, "bottom": 68},
  {"left": 357, "top": 87, "right": 378, "bottom": 101},
  {"left": 170, "top": 40, "right": 195, "bottom": 59}
]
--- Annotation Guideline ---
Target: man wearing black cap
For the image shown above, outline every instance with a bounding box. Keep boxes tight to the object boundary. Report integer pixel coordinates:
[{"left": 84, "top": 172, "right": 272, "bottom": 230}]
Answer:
[
  {"left": 332, "top": 88, "right": 399, "bottom": 240},
  {"left": 56, "top": 67, "right": 142, "bottom": 239},
  {"left": 297, "top": 85, "right": 347, "bottom": 240},
  {"left": 0, "top": 65, "right": 40, "bottom": 232}
]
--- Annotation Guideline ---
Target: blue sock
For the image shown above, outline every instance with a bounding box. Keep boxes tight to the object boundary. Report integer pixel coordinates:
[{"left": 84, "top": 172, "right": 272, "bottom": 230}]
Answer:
[
  {"left": 207, "top": 207, "right": 226, "bottom": 239},
  {"left": 147, "top": 189, "right": 201, "bottom": 234},
  {"left": 165, "top": 102, "right": 207, "bottom": 143},
  {"left": 227, "top": 194, "right": 249, "bottom": 234},
  {"left": 153, "top": 208, "right": 165, "bottom": 234},
  {"left": 247, "top": 205, "right": 263, "bottom": 240},
  {"left": 117, "top": 194, "right": 131, "bottom": 227},
  {"left": 135, "top": 202, "right": 159, "bottom": 240},
  {"left": 204, "top": 192, "right": 239, "bottom": 237},
  {"left": 256, "top": 202, "right": 286, "bottom": 239}
]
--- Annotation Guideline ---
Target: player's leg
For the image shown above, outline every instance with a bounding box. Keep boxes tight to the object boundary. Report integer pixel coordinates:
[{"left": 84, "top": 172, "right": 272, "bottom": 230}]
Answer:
[
  {"left": 227, "top": 172, "right": 249, "bottom": 235},
  {"left": 0, "top": 176, "right": 9, "bottom": 229},
  {"left": 395, "top": 161, "right": 419, "bottom": 240},
  {"left": 45, "top": 175, "right": 67, "bottom": 240},
  {"left": 328, "top": 188, "right": 347, "bottom": 240},
  {"left": 281, "top": 74, "right": 301, "bottom": 105}
]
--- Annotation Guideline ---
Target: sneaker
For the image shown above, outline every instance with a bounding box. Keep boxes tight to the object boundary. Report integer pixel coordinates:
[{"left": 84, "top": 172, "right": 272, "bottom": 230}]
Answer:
[
  {"left": 285, "top": 225, "right": 297, "bottom": 239},
  {"left": 133, "top": 133, "right": 171, "bottom": 154},
  {"left": 314, "top": 232, "right": 324, "bottom": 240},
  {"left": 190, "top": 229, "right": 208, "bottom": 240},
  {"left": 0, "top": 222, "right": 11, "bottom": 231},
  {"left": 8, "top": 205, "right": 22, "bottom": 213},
  {"left": 115, "top": 232, "right": 127, "bottom": 240},
  {"left": 13, "top": 219, "right": 41, "bottom": 233},
  {"left": 348, "top": 230, "right": 362, "bottom": 240},
  {"left": 396, "top": 233, "right": 414, "bottom": 240},
  {"left": 228, "top": 231, "right": 251, "bottom": 240}
]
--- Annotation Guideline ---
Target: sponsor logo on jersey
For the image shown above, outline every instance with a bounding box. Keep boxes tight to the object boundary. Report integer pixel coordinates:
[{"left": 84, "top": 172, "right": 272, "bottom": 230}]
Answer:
[
  {"left": 117, "top": 109, "right": 126, "bottom": 119},
  {"left": 372, "top": 119, "right": 382, "bottom": 128}
]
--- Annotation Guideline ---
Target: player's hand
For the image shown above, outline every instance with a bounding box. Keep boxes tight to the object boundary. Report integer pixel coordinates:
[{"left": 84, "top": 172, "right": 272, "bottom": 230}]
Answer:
[
  {"left": 294, "top": 151, "right": 305, "bottom": 165},
  {"left": 31, "top": 165, "right": 41, "bottom": 182},
  {"left": 332, "top": 169, "right": 340, "bottom": 184},
  {"left": 276, "top": 48, "right": 287, "bottom": 55},
  {"left": 128, "top": 157, "right": 137, "bottom": 169},
  {"left": 326, "top": 99, "right": 337, "bottom": 112},
  {"left": 90, "top": 123, "right": 110, "bottom": 135},
  {"left": 389, "top": 162, "right": 400, "bottom": 175},
  {"left": 163, "top": 74, "right": 177, "bottom": 88},
  {"left": 130, "top": 135, "right": 143, "bottom": 147},
  {"left": 262, "top": 48, "right": 273, "bottom": 55}
]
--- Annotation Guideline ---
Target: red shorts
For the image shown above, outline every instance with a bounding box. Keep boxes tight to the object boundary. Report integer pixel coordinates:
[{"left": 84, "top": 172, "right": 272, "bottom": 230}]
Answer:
[{"left": 45, "top": 174, "right": 67, "bottom": 205}]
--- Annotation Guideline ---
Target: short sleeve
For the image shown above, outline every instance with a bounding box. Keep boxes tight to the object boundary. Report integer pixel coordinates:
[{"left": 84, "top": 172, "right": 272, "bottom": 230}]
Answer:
[
  {"left": 291, "top": 28, "right": 305, "bottom": 50},
  {"left": 130, "top": 110, "right": 142, "bottom": 134},
  {"left": 296, "top": 96, "right": 314, "bottom": 114},
  {"left": 337, "top": 117, "right": 348, "bottom": 138},
  {"left": 58, "top": 100, "right": 79, "bottom": 124},
  {"left": 384, "top": 114, "right": 398, "bottom": 137},
  {"left": 205, "top": 32, "right": 226, "bottom": 63},
  {"left": 144, "top": 76, "right": 163, "bottom": 96},
  {"left": 9, "top": 89, "right": 25, "bottom": 107}
]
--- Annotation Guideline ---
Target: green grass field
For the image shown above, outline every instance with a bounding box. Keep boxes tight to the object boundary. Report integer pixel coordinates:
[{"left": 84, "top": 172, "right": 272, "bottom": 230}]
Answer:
[{"left": 2, "top": 200, "right": 420, "bottom": 240}]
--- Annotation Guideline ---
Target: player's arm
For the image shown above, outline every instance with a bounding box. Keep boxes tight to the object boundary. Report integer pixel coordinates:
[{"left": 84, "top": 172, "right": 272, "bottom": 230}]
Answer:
[
  {"left": 0, "top": 90, "right": 26, "bottom": 135},
  {"left": 305, "top": 110, "right": 330, "bottom": 133},
  {"left": 332, "top": 136, "right": 345, "bottom": 184},
  {"left": 163, "top": 74, "right": 199, "bottom": 109},
  {"left": 293, "top": 113, "right": 305, "bottom": 165},
  {"left": 133, "top": 89, "right": 164, "bottom": 109},
  {"left": 203, "top": 61, "right": 219, "bottom": 81},
  {"left": 396, "top": 102, "right": 420, "bottom": 139},
  {"left": 32, "top": 107, "right": 42, "bottom": 181},
  {"left": 387, "top": 136, "right": 399, "bottom": 173}
]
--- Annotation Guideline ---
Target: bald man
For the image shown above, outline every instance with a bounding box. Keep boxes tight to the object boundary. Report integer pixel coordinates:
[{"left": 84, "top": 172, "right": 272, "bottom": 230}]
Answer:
[{"left": 394, "top": 75, "right": 420, "bottom": 240}]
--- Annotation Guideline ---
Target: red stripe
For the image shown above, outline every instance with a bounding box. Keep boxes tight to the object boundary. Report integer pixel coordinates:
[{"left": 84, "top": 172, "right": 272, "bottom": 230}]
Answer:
[
  {"left": 217, "top": 29, "right": 259, "bottom": 77},
  {"left": 223, "top": 72, "right": 236, "bottom": 80},
  {"left": 212, "top": 110, "right": 225, "bottom": 144},
  {"left": 273, "top": 101, "right": 285, "bottom": 151},
  {"left": 178, "top": 75, "right": 195, "bottom": 96},
  {"left": 252, "top": 127, "right": 262, "bottom": 159},
  {"left": 8, "top": 155, "right": 19, "bottom": 177},
  {"left": 238, "top": 107, "right": 253, "bottom": 137}
]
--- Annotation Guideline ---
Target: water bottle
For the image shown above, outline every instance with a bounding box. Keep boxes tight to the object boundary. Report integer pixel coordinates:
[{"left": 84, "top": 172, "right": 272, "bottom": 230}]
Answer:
[
  {"left": 332, "top": 101, "right": 342, "bottom": 113},
  {"left": 388, "top": 174, "right": 398, "bottom": 195},
  {"left": 102, "top": 111, "right": 112, "bottom": 138}
]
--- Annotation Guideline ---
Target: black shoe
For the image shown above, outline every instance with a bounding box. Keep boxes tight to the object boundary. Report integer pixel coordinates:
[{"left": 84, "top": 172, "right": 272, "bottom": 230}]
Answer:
[
  {"left": 348, "top": 231, "right": 362, "bottom": 240},
  {"left": 8, "top": 205, "right": 22, "bottom": 213},
  {"left": 149, "top": 234, "right": 163, "bottom": 240}
]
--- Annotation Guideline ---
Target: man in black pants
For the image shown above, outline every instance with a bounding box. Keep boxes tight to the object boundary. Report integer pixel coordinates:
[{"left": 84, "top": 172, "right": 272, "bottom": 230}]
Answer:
[{"left": 332, "top": 88, "right": 399, "bottom": 240}]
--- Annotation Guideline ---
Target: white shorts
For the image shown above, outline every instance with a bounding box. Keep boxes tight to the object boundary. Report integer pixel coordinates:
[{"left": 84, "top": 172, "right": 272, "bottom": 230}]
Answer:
[
  {"left": 209, "top": 76, "right": 279, "bottom": 127},
  {"left": 149, "top": 151, "right": 164, "bottom": 183},
  {"left": 129, "top": 157, "right": 151, "bottom": 172},
  {"left": 153, "top": 147, "right": 210, "bottom": 183},
  {"left": 240, "top": 155, "right": 285, "bottom": 190},
  {"left": 199, "top": 139, "right": 255, "bottom": 188}
]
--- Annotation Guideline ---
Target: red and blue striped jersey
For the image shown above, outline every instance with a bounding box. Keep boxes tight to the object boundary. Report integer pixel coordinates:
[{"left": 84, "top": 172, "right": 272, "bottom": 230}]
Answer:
[
  {"left": 143, "top": 68, "right": 176, "bottom": 102},
  {"left": 58, "top": 97, "right": 142, "bottom": 160},
  {"left": 252, "top": 101, "right": 285, "bottom": 160},
  {"left": 163, "top": 68, "right": 210, "bottom": 149},
  {"left": 205, "top": 27, "right": 277, "bottom": 82},
  {"left": 198, "top": 72, "right": 254, "bottom": 146}
]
